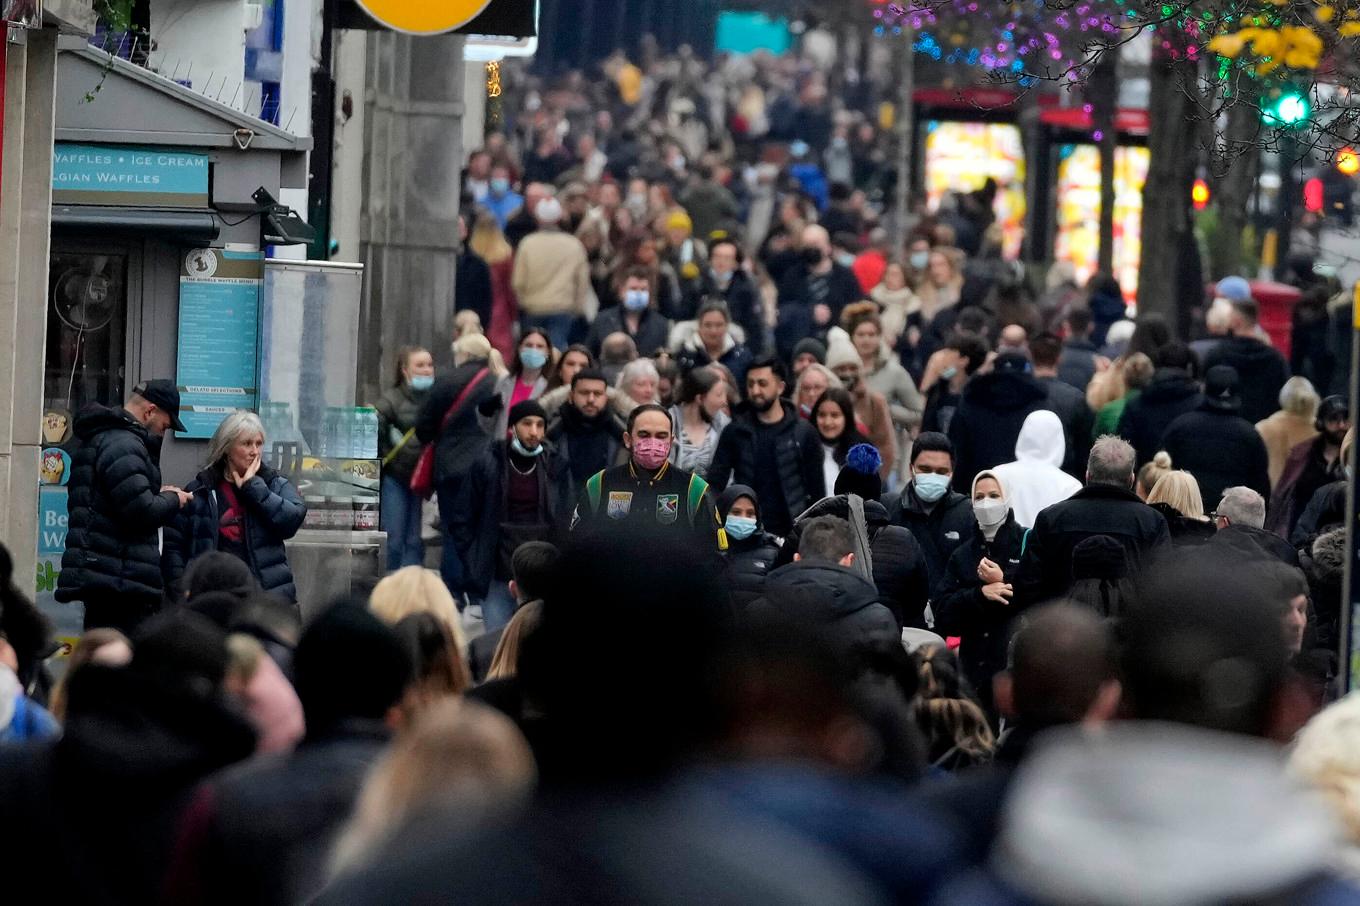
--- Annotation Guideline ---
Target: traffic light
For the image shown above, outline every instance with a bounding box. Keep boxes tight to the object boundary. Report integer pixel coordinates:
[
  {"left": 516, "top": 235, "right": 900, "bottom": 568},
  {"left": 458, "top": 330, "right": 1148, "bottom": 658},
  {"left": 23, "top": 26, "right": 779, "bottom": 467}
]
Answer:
[
  {"left": 1305, "top": 177, "right": 1325, "bottom": 212},
  {"left": 1192, "top": 178, "right": 1210, "bottom": 211},
  {"left": 1339, "top": 148, "right": 1360, "bottom": 176},
  {"left": 1263, "top": 90, "right": 1311, "bottom": 127}
]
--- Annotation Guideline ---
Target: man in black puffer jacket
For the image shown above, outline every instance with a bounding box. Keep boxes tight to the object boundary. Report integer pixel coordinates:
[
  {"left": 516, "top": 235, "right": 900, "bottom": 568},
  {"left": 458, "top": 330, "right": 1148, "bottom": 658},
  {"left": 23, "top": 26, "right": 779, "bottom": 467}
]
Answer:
[
  {"left": 708, "top": 357, "right": 824, "bottom": 537},
  {"left": 776, "top": 448, "right": 931, "bottom": 629},
  {"left": 1161, "top": 366, "right": 1270, "bottom": 512},
  {"left": 757, "top": 516, "right": 899, "bottom": 681},
  {"left": 57, "top": 380, "right": 193, "bottom": 634},
  {"left": 947, "top": 352, "right": 1050, "bottom": 493},
  {"left": 1117, "top": 343, "right": 1204, "bottom": 467}
]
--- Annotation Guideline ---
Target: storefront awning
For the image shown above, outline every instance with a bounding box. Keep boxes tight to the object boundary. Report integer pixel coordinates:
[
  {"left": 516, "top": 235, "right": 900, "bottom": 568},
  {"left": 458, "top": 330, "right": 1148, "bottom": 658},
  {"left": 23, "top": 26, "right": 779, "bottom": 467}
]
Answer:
[{"left": 50, "top": 205, "right": 220, "bottom": 241}]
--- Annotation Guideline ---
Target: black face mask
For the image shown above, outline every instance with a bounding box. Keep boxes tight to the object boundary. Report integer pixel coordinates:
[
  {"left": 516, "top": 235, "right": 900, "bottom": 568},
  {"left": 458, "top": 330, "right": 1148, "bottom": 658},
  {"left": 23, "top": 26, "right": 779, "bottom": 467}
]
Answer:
[{"left": 802, "top": 247, "right": 825, "bottom": 266}]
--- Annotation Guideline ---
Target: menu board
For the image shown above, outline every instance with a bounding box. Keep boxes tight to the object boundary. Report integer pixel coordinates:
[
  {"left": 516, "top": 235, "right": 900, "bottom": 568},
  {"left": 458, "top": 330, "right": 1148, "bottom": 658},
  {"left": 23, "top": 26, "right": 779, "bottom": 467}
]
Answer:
[
  {"left": 1053, "top": 144, "right": 1150, "bottom": 299},
  {"left": 176, "top": 248, "right": 265, "bottom": 438},
  {"left": 923, "top": 121, "right": 1027, "bottom": 259}
]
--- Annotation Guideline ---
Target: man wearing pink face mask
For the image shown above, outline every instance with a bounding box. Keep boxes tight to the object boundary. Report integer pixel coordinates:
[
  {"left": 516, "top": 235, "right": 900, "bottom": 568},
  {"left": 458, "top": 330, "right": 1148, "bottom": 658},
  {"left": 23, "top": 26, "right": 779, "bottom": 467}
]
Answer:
[{"left": 570, "top": 404, "right": 727, "bottom": 552}]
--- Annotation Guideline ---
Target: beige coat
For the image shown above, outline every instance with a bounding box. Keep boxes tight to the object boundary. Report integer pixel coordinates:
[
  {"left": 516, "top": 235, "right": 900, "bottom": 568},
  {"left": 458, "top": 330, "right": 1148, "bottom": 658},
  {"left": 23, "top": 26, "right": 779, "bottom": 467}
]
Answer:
[
  {"left": 511, "top": 229, "right": 590, "bottom": 317},
  {"left": 1256, "top": 411, "right": 1318, "bottom": 488}
]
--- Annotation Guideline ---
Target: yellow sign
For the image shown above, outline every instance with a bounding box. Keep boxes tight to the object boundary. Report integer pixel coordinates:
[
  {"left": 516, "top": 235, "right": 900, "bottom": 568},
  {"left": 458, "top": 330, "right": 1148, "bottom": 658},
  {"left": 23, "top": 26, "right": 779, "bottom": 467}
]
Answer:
[{"left": 354, "top": 0, "right": 493, "bottom": 35}]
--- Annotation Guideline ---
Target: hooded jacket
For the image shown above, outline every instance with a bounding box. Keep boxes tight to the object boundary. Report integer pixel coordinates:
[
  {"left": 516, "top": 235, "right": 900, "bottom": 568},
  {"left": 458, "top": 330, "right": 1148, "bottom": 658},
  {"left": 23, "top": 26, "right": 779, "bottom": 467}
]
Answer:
[
  {"left": 1116, "top": 368, "right": 1204, "bottom": 467},
  {"left": 963, "top": 724, "right": 1354, "bottom": 906},
  {"left": 708, "top": 400, "right": 825, "bottom": 537},
  {"left": 758, "top": 561, "right": 899, "bottom": 678},
  {"left": 716, "top": 484, "right": 783, "bottom": 609},
  {"left": 163, "top": 465, "right": 307, "bottom": 602},
  {"left": 56, "top": 405, "right": 182, "bottom": 608},
  {"left": 1270, "top": 435, "right": 1342, "bottom": 539},
  {"left": 776, "top": 495, "right": 930, "bottom": 629},
  {"left": 1203, "top": 335, "right": 1290, "bottom": 424},
  {"left": 1161, "top": 402, "right": 1270, "bottom": 512},
  {"left": 1037, "top": 375, "right": 1092, "bottom": 479},
  {"left": 932, "top": 510, "right": 1028, "bottom": 702},
  {"left": 1015, "top": 483, "right": 1171, "bottom": 605},
  {"left": 947, "top": 371, "right": 1051, "bottom": 493},
  {"left": 990, "top": 411, "right": 1082, "bottom": 528}
]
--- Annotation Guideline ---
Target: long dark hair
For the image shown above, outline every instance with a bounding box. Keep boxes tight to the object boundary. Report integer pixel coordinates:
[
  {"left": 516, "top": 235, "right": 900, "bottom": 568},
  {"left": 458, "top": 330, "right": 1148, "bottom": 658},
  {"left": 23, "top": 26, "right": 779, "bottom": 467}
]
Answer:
[
  {"left": 548, "top": 344, "right": 596, "bottom": 391},
  {"left": 510, "top": 328, "right": 555, "bottom": 380},
  {"left": 812, "top": 388, "right": 868, "bottom": 464},
  {"left": 392, "top": 345, "right": 430, "bottom": 389}
]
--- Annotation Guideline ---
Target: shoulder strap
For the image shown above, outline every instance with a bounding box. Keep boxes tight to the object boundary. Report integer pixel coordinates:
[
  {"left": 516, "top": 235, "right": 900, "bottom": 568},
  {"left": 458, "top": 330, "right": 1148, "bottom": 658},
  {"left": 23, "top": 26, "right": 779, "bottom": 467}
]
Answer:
[
  {"left": 439, "top": 367, "right": 491, "bottom": 431},
  {"left": 586, "top": 471, "right": 605, "bottom": 513}
]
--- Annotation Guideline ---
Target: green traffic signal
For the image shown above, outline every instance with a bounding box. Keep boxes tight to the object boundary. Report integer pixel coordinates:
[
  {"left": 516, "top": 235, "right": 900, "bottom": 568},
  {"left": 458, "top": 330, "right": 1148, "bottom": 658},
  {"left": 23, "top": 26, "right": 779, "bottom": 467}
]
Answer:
[{"left": 1264, "top": 92, "right": 1311, "bottom": 127}]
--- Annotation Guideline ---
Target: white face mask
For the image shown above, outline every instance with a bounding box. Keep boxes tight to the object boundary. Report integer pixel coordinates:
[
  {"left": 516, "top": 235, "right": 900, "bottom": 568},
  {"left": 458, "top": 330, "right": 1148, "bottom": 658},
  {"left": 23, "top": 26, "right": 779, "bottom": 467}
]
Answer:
[{"left": 973, "top": 497, "right": 1007, "bottom": 527}]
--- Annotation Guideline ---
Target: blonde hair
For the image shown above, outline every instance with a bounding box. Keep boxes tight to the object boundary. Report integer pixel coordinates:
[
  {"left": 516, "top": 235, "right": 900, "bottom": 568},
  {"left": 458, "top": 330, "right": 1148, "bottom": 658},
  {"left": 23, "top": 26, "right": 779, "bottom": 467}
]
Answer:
[
  {"left": 369, "top": 566, "right": 468, "bottom": 652},
  {"left": 1147, "top": 470, "right": 1208, "bottom": 520},
  {"left": 1279, "top": 376, "right": 1321, "bottom": 419},
  {"left": 329, "top": 699, "right": 536, "bottom": 876},
  {"left": 487, "top": 600, "right": 544, "bottom": 681},
  {"left": 454, "top": 310, "right": 484, "bottom": 338},
  {"left": 205, "top": 410, "right": 265, "bottom": 470},
  {"left": 1137, "top": 451, "right": 1173, "bottom": 498},
  {"left": 1289, "top": 693, "right": 1360, "bottom": 846},
  {"left": 469, "top": 213, "right": 513, "bottom": 266}
]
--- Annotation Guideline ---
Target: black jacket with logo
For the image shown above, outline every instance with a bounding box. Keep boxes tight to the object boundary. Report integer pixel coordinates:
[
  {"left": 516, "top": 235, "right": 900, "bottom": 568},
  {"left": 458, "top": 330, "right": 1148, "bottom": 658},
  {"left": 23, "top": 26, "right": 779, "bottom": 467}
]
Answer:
[
  {"left": 570, "top": 461, "right": 724, "bottom": 552},
  {"left": 881, "top": 483, "right": 976, "bottom": 599}
]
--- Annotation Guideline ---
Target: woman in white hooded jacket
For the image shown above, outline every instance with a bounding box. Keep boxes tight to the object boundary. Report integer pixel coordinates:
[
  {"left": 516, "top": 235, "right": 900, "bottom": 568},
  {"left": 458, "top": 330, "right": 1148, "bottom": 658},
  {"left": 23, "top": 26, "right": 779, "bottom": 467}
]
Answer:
[{"left": 990, "top": 409, "right": 1083, "bottom": 527}]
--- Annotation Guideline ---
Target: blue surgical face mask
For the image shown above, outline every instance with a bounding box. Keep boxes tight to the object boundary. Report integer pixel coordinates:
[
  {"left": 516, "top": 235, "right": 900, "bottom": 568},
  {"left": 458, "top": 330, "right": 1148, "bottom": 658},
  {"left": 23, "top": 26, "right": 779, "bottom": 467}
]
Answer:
[
  {"left": 909, "top": 250, "right": 930, "bottom": 270},
  {"left": 491, "top": 177, "right": 511, "bottom": 195},
  {"left": 624, "top": 289, "right": 650, "bottom": 312},
  {"left": 836, "top": 253, "right": 856, "bottom": 268},
  {"left": 725, "top": 514, "right": 758, "bottom": 540},
  {"left": 511, "top": 437, "right": 544, "bottom": 458},
  {"left": 913, "top": 471, "right": 951, "bottom": 503},
  {"left": 940, "top": 366, "right": 958, "bottom": 381},
  {"left": 409, "top": 374, "right": 435, "bottom": 392},
  {"left": 520, "top": 347, "right": 549, "bottom": 371}
]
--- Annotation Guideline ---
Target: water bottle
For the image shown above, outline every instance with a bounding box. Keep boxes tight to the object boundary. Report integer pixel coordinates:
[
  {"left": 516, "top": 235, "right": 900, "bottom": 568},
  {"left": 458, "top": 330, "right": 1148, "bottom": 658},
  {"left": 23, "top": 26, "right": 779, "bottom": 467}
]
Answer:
[{"left": 359, "top": 407, "right": 378, "bottom": 459}]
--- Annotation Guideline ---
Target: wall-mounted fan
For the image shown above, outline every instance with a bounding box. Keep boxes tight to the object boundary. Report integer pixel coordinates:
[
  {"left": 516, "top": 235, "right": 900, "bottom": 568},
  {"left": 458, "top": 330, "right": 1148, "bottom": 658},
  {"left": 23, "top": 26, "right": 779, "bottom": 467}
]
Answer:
[{"left": 52, "top": 267, "right": 116, "bottom": 333}]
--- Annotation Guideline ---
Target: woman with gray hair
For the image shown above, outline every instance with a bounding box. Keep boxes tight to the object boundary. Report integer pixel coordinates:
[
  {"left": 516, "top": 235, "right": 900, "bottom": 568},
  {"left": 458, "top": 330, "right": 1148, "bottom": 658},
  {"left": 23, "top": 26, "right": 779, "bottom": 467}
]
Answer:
[
  {"left": 163, "top": 410, "right": 307, "bottom": 603},
  {"left": 616, "top": 357, "right": 660, "bottom": 410}
]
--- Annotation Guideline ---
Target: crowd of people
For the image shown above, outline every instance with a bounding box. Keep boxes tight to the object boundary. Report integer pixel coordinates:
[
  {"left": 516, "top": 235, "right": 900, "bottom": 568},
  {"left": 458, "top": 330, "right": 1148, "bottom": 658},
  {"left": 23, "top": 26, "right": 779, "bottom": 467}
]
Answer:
[{"left": 6, "top": 41, "right": 1360, "bottom": 905}]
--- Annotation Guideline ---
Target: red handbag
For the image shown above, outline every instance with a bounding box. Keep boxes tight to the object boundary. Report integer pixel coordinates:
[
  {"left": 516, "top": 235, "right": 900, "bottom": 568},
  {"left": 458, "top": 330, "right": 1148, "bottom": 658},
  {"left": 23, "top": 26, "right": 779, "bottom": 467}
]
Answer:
[{"left": 408, "top": 367, "right": 490, "bottom": 499}]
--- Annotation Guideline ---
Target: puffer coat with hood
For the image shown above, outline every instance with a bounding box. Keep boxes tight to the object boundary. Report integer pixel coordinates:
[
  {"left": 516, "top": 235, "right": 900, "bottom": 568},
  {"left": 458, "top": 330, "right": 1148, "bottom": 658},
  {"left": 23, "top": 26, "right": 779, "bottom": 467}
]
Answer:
[
  {"left": 715, "top": 485, "right": 783, "bottom": 609},
  {"left": 989, "top": 410, "right": 1082, "bottom": 528}
]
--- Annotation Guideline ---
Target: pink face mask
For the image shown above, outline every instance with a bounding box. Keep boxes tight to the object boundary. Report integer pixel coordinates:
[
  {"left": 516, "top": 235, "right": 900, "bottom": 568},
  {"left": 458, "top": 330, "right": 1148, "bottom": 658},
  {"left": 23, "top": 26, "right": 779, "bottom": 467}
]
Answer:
[{"left": 632, "top": 437, "right": 671, "bottom": 470}]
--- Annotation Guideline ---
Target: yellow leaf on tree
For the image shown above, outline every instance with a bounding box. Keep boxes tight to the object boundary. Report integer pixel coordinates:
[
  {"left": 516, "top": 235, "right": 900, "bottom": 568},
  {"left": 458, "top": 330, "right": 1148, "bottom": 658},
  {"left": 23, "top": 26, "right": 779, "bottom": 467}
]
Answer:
[
  {"left": 1250, "top": 30, "right": 1282, "bottom": 58},
  {"left": 1316, "top": 5, "right": 1336, "bottom": 22},
  {"left": 1342, "top": 21, "right": 1360, "bottom": 35},
  {"left": 1207, "top": 33, "right": 1248, "bottom": 57}
]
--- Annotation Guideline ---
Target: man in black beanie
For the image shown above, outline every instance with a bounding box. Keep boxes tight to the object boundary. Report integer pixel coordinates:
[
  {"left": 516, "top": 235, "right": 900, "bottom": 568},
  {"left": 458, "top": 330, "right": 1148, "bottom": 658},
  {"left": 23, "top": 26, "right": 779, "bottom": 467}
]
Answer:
[
  {"left": 454, "top": 397, "right": 574, "bottom": 633},
  {"left": 165, "top": 600, "right": 413, "bottom": 906}
]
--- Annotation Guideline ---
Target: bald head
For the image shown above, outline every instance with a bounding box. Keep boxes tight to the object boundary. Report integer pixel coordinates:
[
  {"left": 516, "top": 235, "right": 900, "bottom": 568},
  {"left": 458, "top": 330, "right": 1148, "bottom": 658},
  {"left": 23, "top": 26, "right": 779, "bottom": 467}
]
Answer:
[
  {"left": 801, "top": 224, "right": 831, "bottom": 255},
  {"left": 1005, "top": 604, "right": 1118, "bottom": 728}
]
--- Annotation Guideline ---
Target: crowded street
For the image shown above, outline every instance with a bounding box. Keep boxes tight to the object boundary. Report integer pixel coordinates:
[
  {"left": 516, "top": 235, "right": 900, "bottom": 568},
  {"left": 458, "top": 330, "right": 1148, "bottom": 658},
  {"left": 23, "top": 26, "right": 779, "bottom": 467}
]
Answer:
[{"left": 5, "top": 0, "right": 1360, "bottom": 902}]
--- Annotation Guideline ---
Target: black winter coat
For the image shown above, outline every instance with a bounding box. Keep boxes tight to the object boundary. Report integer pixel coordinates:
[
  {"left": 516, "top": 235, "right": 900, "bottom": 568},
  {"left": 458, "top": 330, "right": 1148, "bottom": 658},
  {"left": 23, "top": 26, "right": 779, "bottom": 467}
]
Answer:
[
  {"left": 758, "top": 561, "right": 900, "bottom": 678},
  {"left": 1038, "top": 376, "right": 1093, "bottom": 479},
  {"left": 881, "top": 484, "right": 976, "bottom": 599},
  {"left": 455, "top": 250, "right": 494, "bottom": 329},
  {"left": 56, "top": 405, "right": 181, "bottom": 608},
  {"left": 707, "top": 270, "right": 764, "bottom": 354},
  {"left": 932, "top": 515, "right": 1028, "bottom": 705},
  {"left": 773, "top": 262, "right": 862, "bottom": 361},
  {"left": 708, "top": 403, "right": 825, "bottom": 537},
  {"left": 168, "top": 721, "right": 392, "bottom": 906},
  {"left": 947, "top": 371, "right": 1050, "bottom": 493},
  {"left": 776, "top": 496, "right": 931, "bottom": 629},
  {"left": 1210, "top": 523, "right": 1301, "bottom": 567},
  {"left": 546, "top": 404, "right": 627, "bottom": 486},
  {"left": 1056, "top": 339, "right": 1099, "bottom": 393},
  {"left": 163, "top": 465, "right": 307, "bottom": 602},
  {"left": 1149, "top": 502, "right": 1217, "bottom": 547},
  {"left": 1014, "top": 483, "right": 1171, "bottom": 605},
  {"left": 453, "top": 440, "right": 574, "bottom": 598},
  {"left": 722, "top": 532, "right": 783, "bottom": 609},
  {"left": 1116, "top": 368, "right": 1204, "bottom": 467},
  {"left": 1160, "top": 405, "right": 1271, "bottom": 512},
  {"left": 376, "top": 383, "right": 431, "bottom": 484},
  {"left": 416, "top": 361, "right": 498, "bottom": 485},
  {"left": 1292, "top": 480, "right": 1347, "bottom": 547},
  {"left": 585, "top": 306, "right": 671, "bottom": 359},
  {"left": 1203, "top": 336, "right": 1290, "bottom": 424}
]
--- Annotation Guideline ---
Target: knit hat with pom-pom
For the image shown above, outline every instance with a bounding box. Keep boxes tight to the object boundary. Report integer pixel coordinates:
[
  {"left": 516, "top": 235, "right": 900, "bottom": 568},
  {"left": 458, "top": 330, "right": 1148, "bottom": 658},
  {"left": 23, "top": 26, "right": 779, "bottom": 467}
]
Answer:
[{"left": 834, "top": 443, "right": 884, "bottom": 501}]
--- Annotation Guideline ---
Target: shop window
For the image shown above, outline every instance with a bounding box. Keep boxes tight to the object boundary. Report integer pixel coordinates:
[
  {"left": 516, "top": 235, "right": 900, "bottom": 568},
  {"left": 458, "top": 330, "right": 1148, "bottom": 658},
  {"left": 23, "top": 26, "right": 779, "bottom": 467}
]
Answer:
[{"left": 45, "top": 252, "right": 130, "bottom": 416}]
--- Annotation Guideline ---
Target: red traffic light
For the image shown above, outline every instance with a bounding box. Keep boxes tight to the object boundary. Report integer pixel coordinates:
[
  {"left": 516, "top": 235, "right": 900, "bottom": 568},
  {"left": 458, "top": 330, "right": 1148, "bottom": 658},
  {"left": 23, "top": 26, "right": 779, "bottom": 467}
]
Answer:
[
  {"left": 1304, "top": 177, "right": 1324, "bottom": 213},
  {"left": 1192, "top": 178, "right": 1210, "bottom": 211}
]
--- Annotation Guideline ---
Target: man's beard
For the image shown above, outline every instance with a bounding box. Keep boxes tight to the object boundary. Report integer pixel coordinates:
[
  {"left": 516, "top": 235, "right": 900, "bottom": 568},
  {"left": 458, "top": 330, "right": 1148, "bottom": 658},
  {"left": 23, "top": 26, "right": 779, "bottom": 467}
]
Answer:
[{"left": 751, "top": 396, "right": 777, "bottom": 413}]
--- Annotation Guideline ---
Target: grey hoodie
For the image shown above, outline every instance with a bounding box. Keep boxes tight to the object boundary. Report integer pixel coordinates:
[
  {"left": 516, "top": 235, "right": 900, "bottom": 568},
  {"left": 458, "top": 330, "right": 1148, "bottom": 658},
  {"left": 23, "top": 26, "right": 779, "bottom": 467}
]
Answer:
[{"left": 993, "top": 723, "right": 1345, "bottom": 906}]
